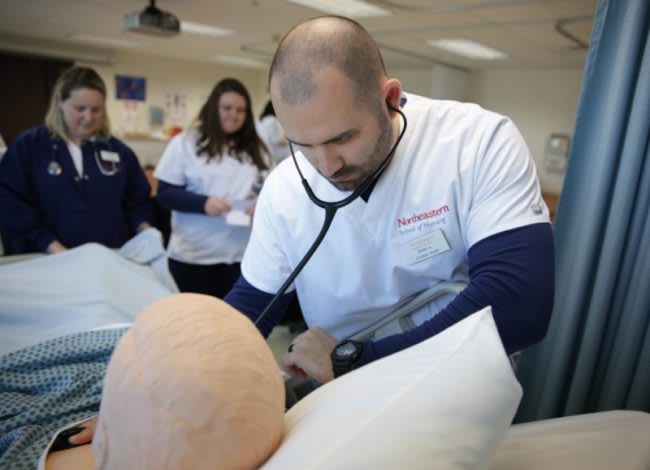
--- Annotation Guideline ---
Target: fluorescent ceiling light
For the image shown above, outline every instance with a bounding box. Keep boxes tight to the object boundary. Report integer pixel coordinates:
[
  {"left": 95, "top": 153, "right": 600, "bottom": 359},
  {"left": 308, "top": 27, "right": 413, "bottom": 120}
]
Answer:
[
  {"left": 286, "top": 0, "right": 391, "bottom": 18},
  {"left": 181, "top": 21, "right": 233, "bottom": 37},
  {"left": 211, "top": 55, "right": 267, "bottom": 68},
  {"left": 68, "top": 34, "right": 145, "bottom": 49},
  {"left": 427, "top": 39, "right": 507, "bottom": 60}
]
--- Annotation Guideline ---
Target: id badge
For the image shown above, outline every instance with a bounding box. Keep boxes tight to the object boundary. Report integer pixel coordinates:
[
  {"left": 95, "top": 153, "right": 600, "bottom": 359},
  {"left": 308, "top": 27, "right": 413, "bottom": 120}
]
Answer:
[
  {"left": 100, "top": 150, "right": 120, "bottom": 163},
  {"left": 398, "top": 229, "right": 450, "bottom": 265}
]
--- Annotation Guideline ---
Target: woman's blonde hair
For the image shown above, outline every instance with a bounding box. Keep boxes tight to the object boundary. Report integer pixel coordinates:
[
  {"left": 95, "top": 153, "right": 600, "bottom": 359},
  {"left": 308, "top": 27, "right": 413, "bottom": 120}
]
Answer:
[{"left": 45, "top": 66, "right": 111, "bottom": 140}]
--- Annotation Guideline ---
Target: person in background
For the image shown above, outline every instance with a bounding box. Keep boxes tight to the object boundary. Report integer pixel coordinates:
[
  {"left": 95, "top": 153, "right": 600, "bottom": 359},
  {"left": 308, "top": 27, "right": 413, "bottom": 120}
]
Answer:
[
  {"left": 257, "top": 100, "right": 290, "bottom": 164},
  {"left": 225, "top": 16, "right": 555, "bottom": 384},
  {"left": 0, "top": 66, "right": 152, "bottom": 254},
  {"left": 154, "top": 78, "right": 270, "bottom": 299},
  {"left": 143, "top": 164, "right": 171, "bottom": 246}
]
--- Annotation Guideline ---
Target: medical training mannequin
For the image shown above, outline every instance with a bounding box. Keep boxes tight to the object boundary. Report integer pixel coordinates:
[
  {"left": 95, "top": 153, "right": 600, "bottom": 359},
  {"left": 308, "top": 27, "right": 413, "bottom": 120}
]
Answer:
[
  {"left": 155, "top": 78, "right": 271, "bottom": 299},
  {"left": 45, "top": 293, "right": 285, "bottom": 470},
  {"left": 0, "top": 66, "right": 152, "bottom": 254}
]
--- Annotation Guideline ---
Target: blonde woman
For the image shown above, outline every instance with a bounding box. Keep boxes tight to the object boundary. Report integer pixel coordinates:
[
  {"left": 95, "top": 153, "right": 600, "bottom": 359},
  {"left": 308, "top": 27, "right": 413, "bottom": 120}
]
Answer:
[{"left": 0, "top": 66, "right": 152, "bottom": 254}]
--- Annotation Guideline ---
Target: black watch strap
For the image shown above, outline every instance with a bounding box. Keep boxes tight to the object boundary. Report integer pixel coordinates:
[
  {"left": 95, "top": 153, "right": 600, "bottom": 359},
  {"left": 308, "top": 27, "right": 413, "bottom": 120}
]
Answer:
[{"left": 331, "top": 339, "right": 364, "bottom": 378}]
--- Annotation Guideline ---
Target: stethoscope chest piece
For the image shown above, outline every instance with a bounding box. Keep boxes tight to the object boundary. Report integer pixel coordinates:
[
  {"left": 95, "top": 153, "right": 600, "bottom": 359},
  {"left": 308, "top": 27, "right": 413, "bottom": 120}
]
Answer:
[{"left": 48, "top": 160, "right": 62, "bottom": 176}]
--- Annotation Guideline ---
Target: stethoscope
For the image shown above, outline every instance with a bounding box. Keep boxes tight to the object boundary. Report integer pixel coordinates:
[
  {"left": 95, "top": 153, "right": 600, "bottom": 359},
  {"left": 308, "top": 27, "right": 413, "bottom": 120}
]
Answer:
[
  {"left": 255, "top": 105, "right": 408, "bottom": 326},
  {"left": 47, "top": 138, "right": 120, "bottom": 179}
]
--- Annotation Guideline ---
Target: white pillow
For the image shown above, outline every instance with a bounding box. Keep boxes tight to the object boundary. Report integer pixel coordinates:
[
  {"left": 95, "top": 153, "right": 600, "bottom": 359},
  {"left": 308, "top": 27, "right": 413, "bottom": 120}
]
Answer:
[{"left": 262, "top": 306, "right": 522, "bottom": 470}]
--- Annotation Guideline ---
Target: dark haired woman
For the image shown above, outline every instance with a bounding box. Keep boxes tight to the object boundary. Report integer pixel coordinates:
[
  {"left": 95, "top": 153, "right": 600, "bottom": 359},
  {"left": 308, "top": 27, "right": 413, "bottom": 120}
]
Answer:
[{"left": 155, "top": 78, "right": 270, "bottom": 298}]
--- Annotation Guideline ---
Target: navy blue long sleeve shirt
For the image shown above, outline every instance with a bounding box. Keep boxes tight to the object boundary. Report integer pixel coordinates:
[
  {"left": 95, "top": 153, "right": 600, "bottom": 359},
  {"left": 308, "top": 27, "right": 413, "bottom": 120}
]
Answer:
[{"left": 156, "top": 180, "right": 207, "bottom": 214}]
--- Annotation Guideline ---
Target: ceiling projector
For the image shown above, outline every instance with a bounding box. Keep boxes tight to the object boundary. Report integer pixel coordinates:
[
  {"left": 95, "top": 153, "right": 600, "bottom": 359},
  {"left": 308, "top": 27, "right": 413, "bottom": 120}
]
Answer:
[{"left": 124, "top": 0, "right": 180, "bottom": 37}]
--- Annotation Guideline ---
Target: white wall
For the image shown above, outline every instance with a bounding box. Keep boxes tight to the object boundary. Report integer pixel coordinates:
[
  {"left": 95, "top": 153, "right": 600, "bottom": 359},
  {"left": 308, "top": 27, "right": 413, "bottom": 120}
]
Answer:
[
  {"left": 75, "top": 50, "right": 585, "bottom": 188},
  {"left": 77, "top": 51, "right": 269, "bottom": 165},
  {"left": 395, "top": 65, "right": 585, "bottom": 195},
  {"left": 466, "top": 68, "right": 585, "bottom": 194},
  {"left": 394, "top": 67, "right": 437, "bottom": 98},
  {"left": 394, "top": 64, "right": 467, "bottom": 101}
]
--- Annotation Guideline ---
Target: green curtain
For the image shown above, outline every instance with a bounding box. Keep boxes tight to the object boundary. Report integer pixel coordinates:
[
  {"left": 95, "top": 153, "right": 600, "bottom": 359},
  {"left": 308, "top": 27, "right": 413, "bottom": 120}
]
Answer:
[{"left": 516, "top": 0, "right": 650, "bottom": 422}]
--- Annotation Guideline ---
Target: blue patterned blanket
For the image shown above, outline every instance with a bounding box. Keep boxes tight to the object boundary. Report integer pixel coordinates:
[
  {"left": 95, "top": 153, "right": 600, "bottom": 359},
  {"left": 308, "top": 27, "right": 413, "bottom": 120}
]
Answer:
[{"left": 0, "top": 328, "right": 127, "bottom": 468}]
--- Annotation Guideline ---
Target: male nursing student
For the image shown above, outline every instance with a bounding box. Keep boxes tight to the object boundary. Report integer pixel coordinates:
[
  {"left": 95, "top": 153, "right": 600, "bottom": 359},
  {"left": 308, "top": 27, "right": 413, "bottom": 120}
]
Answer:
[{"left": 228, "top": 15, "right": 555, "bottom": 385}]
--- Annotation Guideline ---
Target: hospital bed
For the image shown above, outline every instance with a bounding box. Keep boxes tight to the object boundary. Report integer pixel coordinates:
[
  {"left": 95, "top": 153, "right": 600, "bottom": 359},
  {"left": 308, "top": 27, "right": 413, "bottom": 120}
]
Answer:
[
  {"left": 1, "top": 238, "right": 649, "bottom": 469},
  {"left": 0, "top": 228, "right": 177, "bottom": 358}
]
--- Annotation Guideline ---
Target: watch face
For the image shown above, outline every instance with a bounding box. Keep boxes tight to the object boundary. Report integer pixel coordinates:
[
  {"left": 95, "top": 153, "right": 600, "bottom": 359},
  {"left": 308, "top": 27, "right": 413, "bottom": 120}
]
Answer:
[
  {"left": 335, "top": 341, "right": 358, "bottom": 359},
  {"left": 332, "top": 340, "right": 363, "bottom": 378}
]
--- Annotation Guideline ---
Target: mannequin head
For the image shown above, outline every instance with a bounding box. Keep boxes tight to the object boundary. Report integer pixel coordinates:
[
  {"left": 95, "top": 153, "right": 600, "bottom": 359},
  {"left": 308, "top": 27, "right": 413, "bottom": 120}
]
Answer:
[{"left": 93, "top": 293, "right": 285, "bottom": 469}]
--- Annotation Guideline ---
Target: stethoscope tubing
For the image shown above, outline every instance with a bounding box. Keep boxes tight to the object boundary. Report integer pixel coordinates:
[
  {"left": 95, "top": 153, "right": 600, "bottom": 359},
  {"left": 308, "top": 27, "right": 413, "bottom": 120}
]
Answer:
[{"left": 48, "top": 137, "right": 119, "bottom": 178}]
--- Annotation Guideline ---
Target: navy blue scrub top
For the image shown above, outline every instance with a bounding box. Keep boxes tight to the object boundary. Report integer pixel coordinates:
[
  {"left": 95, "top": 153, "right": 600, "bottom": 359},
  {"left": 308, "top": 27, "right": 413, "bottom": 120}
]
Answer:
[{"left": 0, "top": 126, "right": 152, "bottom": 253}]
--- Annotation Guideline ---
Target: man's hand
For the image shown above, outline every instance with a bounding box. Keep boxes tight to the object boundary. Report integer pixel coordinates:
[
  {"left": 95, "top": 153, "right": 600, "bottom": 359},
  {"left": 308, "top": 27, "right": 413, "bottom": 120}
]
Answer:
[
  {"left": 204, "top": 196, "right": 231, "bottom": 216},
  {"left": 68, "top": 416, "right": 97, "bottom": 445},
  {"left": 282, "top": 327, "right": 338, "bottom": 384}
]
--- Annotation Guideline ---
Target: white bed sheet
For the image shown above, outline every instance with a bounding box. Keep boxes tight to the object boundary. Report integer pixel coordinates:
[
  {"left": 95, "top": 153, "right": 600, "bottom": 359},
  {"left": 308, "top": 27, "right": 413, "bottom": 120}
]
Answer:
[{"left": 0, "top": 229, "right": 177, "bottom": 357}]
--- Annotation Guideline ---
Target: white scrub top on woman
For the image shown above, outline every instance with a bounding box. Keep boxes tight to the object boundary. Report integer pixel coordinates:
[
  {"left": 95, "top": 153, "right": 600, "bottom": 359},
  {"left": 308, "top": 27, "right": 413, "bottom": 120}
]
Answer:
[
  {"left": 256, "top": 115, "right": 290, "bottom": 164},
  {"left": 241, "top": 93, "right": 550, "bottom": 341},
  {"left": 154, "top": 130, "right": 266, "bottom": 265}
]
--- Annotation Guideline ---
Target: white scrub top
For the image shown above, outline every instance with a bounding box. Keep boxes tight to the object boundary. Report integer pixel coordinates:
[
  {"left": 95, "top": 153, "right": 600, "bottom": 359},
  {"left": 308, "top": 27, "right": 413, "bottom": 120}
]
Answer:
[
  {"left": 242, "top": 94, "right": 550, "bottom": 340},
  {"left": 155, "top": 130, "right": 266, "bottom": 265},
  {"left": 257, "top": 115, "right": 290, "bottom": 164}
]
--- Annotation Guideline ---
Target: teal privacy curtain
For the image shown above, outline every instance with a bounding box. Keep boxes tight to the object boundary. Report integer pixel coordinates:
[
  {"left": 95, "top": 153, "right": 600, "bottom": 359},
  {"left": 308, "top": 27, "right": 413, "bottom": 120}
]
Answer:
[{"left": 515, "top": 0, "right": 650, "bottom": 422}]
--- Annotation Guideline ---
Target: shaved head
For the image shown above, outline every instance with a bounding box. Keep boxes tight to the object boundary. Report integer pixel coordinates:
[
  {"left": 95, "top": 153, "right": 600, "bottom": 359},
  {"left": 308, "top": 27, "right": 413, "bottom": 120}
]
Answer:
[{"left": 269, "top": 16, "right": 387, "bottom": 113}]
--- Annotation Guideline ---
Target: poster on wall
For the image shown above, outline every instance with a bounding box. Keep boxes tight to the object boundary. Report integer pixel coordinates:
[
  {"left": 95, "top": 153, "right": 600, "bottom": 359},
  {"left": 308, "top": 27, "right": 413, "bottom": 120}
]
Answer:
[
  {"left": 120, "top": 100, "right": 140, "bottom": 136},
  {"left": 165, "top": 90, "right": 187, "bottom": 136},
  {"left": 115, "top": 75, "right": 146, "bottom": 101}
]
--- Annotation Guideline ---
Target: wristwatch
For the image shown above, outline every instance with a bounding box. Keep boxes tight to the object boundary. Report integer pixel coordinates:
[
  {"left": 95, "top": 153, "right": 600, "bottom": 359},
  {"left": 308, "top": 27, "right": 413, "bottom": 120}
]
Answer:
[{"left": 331, "top": 339, "right": 364, "bottom": 378}]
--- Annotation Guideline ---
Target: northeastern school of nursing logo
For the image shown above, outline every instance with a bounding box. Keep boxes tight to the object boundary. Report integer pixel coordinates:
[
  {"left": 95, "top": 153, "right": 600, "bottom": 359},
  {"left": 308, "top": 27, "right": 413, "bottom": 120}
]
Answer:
[{"left": 397, "top": 205, "right": 450, "bottom": 228}]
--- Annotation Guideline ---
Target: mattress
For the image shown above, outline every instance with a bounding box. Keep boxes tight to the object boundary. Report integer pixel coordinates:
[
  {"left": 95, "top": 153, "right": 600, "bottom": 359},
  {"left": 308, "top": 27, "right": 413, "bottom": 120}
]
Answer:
[{"left": 490, "top": 410, "right": 650, "bottom": 470}]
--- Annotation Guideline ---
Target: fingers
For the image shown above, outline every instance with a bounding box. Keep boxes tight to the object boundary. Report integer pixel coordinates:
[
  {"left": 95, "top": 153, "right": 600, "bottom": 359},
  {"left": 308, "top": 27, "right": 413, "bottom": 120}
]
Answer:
[
  {"left": 68, "top": 417, "right": 98, "bottom": 445},
  {"left": 282, "top": 328, "right": 337, "bottom": 384},
  {"left": 283, "top": 360, "right": 308, "bottom": 381},
  {"left": 204, "top": 197, "right": 231, "bottom": 216},
  {"left": 282, "top": 350, "right": 306, "bottom": 380}
]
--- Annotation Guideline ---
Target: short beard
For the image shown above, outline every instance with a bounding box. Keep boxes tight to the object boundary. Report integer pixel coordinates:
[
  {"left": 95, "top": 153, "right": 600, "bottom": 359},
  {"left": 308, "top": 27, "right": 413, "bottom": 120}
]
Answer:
[{"left": 328, "top": 111, "right": 394, "bottom": 192}]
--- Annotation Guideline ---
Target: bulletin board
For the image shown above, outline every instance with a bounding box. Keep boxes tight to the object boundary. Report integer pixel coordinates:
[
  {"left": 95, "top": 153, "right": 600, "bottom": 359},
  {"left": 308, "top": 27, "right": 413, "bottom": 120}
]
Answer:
[{"left": 115, "top": 75, "right": 146, "bottom": 101}]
